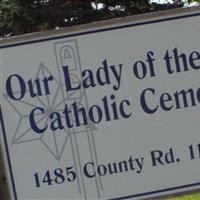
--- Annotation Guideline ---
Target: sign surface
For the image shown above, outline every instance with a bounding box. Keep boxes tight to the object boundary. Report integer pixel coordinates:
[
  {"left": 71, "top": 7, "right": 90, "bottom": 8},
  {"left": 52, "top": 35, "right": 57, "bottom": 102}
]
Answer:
[{"left": 1, "top": 7, "right": 200, "bottom": 200}]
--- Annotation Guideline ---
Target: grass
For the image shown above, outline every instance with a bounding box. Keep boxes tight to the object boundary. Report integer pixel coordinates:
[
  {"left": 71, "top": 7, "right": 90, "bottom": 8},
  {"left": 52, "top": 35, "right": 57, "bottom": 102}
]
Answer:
[{"left": 167, "top": 193, "right": 200, "bottom": 200}]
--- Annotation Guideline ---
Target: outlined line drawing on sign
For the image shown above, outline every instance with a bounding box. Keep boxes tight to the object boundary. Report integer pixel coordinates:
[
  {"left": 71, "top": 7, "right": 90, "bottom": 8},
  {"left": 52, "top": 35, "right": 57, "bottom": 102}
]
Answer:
[{"left": 54, "top": 39, "right": 103, "bottom": 198}]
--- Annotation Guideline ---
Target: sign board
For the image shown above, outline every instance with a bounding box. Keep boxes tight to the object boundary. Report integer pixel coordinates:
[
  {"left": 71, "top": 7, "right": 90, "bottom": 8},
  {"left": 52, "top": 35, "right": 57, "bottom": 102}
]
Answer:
[{"left": 1, "top": 7, "right": 200, "bottom": 200}]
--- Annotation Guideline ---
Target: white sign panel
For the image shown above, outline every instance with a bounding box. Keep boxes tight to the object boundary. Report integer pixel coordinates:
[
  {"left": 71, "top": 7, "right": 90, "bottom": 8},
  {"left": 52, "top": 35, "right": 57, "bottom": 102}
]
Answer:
[{"left": 1, "top": 8, "right": 200, "bottom": 200}]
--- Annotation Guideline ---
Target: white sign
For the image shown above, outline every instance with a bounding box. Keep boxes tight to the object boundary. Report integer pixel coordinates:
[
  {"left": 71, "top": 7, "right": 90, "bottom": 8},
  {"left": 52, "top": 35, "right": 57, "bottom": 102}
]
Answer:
[{"left": 1, "top": 7, "right": 200, "bottom": 200}]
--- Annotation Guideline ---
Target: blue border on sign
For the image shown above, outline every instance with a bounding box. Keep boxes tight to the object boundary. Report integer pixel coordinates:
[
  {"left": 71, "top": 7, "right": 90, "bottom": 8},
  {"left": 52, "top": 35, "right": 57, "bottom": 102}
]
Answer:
[
  {"left": 0, "top": 12, "right": 200, "bottom": 49},
  {"left": 0, "top": 11, "right": 200, "bottom": 200},
  {"left": 0, "top": 107, "right": 17, "bottom": 200}
]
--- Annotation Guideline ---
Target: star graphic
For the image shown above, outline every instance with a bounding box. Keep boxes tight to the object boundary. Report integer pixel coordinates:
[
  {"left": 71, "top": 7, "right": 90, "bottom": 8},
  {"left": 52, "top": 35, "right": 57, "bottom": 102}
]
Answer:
[{"left": 3, "top": 62, "right": 96, "bottom": 161}]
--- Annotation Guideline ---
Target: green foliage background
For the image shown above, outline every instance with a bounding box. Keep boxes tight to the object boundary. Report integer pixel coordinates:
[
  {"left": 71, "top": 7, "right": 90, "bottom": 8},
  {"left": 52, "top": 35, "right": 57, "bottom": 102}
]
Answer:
[{"left": 0, "top": 0, "right": 187, "bottom": 37}]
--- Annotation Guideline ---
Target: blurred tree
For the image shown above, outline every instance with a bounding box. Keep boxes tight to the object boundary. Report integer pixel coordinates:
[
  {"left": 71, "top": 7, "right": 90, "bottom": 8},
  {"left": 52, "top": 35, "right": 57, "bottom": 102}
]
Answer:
[{"left": 0, "top": 0, "right": 197, "bottom": 37}]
